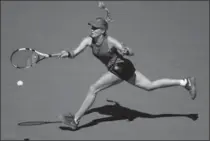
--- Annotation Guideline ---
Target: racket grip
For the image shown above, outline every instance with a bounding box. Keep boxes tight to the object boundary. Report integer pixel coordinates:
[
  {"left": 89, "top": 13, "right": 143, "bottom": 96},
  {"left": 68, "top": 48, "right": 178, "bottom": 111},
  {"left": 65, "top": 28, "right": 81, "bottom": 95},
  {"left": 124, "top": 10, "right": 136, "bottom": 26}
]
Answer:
[{"left": 50, "top": 53, "right": 62, "bottom": 58}]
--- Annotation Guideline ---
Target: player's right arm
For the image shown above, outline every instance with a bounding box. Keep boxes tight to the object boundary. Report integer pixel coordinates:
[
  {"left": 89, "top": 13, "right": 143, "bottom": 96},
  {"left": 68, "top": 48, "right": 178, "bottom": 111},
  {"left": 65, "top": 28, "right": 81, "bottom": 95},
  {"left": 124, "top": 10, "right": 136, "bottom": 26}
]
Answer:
[{"left": 60, "top": 36, "right": 92, "bottom": 59}]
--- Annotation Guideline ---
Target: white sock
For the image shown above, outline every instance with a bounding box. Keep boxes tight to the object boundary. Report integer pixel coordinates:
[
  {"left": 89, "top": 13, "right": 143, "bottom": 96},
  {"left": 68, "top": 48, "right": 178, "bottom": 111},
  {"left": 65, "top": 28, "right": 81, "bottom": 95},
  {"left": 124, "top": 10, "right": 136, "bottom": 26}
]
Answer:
[{"left": 180, "top": 79, "right": 187, "bottom": 86}]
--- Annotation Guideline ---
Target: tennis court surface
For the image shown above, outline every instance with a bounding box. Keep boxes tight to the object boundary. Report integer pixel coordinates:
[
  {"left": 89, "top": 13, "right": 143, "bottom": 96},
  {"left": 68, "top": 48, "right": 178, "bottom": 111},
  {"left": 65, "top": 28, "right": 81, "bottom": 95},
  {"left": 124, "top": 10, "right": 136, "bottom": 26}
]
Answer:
[{"left": 1, "top": 1, "right": 209, "bottom": 140}]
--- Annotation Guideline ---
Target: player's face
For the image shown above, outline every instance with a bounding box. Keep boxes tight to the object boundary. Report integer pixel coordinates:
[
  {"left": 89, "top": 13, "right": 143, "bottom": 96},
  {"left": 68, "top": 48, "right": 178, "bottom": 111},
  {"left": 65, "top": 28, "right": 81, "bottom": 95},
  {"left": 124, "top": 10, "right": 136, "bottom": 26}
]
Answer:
[{"left": 90, "top": 26, "right": 105, "bottom": 38}]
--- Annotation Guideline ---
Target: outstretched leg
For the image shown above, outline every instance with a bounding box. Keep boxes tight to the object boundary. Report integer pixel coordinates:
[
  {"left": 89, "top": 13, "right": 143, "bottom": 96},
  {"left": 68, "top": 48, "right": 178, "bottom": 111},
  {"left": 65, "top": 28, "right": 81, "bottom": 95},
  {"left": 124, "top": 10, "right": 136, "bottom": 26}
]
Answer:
[
  {"left": 127, "top": 70, "right": 196, "bottom": 99},
  {"left": 74, "top": 71, "right": 123, "bottom": 122},
  {"left": 61, "top": 71, "right": 123, "bottom": 130}
]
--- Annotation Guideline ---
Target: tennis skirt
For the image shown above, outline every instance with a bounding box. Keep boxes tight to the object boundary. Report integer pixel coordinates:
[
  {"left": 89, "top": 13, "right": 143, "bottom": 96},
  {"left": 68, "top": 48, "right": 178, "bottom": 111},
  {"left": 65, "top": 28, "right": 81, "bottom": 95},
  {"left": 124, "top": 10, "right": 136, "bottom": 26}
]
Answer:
[{"left": 108, "top": 58, "right": 136, "bottom": 81}]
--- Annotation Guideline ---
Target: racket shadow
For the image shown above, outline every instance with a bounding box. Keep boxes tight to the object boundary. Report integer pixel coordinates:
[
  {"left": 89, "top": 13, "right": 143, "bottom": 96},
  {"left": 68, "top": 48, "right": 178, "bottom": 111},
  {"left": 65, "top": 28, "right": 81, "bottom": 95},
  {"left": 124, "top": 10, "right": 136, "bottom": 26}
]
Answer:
[{"left": 18, "top": 120, "right": 62, "bottom": 126}]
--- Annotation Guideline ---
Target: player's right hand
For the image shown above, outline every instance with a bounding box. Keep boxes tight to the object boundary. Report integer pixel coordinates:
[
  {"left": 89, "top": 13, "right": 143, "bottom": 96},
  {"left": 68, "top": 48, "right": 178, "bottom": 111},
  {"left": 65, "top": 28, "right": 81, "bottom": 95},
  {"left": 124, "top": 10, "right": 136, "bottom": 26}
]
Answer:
[{"left": 60, "top": 50, "right": 70, "bottom": 58}]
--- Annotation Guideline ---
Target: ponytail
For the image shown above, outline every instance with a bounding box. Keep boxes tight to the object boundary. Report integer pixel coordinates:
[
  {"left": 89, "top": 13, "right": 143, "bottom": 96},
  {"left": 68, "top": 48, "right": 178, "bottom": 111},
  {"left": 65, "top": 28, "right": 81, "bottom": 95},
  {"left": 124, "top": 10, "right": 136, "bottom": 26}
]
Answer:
[{"left": 98, "top": 1, "right": 114, "bottom": 23}]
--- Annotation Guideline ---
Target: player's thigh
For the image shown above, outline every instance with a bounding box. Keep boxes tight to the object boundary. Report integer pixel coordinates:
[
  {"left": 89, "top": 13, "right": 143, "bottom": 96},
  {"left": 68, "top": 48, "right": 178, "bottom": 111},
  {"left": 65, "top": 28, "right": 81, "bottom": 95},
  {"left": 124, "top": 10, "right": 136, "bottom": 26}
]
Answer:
[
  {"left": 126, "top": 70, "right": 152, "bottom": 89},
  {"left": 91, "top": 71, "right": 123, "bottom": 93}
]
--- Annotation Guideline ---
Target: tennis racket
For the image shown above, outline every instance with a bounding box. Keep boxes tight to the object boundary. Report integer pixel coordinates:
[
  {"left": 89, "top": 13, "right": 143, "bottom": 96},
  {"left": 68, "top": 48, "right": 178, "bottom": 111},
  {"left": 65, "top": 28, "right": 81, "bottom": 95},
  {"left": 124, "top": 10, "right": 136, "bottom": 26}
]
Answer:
[
  {"left": 18, "top": 120, "right": 62, "bottom": 126},
  {"left": 10, "top": 48, "right": 63, "bottom": 69}
]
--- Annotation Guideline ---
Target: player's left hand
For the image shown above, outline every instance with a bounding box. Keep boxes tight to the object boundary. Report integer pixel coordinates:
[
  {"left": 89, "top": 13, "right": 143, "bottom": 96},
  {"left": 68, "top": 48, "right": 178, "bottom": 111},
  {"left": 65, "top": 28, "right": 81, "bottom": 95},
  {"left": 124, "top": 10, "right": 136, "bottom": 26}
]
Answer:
[{"left": 123, "top": 47, "right": 134, "bottom": 56}]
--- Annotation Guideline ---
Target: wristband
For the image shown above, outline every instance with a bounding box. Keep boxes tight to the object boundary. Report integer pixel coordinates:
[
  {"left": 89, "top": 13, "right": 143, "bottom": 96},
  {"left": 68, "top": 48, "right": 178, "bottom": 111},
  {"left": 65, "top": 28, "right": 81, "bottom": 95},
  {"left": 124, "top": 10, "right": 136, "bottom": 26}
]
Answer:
[{"left": 68, "top": 51, "right": 74, "bottom": 58}]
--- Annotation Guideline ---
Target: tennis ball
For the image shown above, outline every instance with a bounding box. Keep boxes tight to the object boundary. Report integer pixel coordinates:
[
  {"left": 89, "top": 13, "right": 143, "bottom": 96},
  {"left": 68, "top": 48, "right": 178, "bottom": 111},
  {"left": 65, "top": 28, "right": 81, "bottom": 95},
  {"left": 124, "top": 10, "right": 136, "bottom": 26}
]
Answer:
[{"left": 17, "top": 80, "right": 23, "bottom": 86}]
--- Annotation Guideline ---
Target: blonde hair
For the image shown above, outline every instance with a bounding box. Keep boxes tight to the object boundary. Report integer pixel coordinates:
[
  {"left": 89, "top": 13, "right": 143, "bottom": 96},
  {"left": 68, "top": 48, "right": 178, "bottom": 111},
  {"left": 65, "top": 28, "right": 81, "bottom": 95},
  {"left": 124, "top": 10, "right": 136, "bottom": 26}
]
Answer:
[{"left": 98, "top": 1, "right": 114, "bottom": 23}]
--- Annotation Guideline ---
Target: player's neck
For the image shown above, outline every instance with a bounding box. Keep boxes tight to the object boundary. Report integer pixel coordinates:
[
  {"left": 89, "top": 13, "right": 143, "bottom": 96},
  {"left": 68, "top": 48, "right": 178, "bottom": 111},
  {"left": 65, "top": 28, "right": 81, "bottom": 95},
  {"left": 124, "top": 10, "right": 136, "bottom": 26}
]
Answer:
[{"left": 94, "top": 35, "right": 105, "bottom": 45}]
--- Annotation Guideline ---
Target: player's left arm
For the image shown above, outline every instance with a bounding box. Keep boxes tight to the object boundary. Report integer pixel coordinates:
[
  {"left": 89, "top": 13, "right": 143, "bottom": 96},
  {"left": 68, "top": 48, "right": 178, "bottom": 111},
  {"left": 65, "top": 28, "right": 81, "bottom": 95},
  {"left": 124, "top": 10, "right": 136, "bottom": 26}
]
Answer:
[{"left": 108, "top": 36, "right": 134, "bottom": 56}]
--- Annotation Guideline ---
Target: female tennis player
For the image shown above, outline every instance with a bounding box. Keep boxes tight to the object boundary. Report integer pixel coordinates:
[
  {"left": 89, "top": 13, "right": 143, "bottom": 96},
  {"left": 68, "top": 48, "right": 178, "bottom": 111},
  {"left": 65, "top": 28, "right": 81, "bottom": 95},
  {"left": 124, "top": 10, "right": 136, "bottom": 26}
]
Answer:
[{"left": 58, "top": 2, "right": 196, "bottom": 130}]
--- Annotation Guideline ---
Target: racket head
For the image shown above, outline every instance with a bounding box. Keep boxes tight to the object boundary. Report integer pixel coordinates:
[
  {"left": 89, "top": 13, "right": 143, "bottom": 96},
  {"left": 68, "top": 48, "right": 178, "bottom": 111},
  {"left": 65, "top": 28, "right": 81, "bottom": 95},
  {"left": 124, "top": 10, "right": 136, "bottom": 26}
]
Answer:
[{"left": 10, "top": 48, "right": 46, "bottom": 69}]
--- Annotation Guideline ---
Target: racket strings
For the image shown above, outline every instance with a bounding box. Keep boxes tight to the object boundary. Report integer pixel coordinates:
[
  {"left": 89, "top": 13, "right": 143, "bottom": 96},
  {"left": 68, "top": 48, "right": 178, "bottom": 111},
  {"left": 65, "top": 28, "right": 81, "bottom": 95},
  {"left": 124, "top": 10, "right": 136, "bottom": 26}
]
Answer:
[{"left": 11, "top": 50, "right": 39, "bottom": 68}]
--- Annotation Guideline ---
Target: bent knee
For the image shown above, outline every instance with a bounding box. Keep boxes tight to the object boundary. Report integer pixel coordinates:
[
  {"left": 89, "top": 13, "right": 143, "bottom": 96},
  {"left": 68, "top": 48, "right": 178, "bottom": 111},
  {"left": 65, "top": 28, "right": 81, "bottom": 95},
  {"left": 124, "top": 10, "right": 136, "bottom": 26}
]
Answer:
[
  {"left": 138, "top": 82, "right": 155, "bottom": 91},
  {"left": 88, "top": 85, "right": 99, "bottom": 95},
  {"left": 144, "top": 86, "right": 155, "bottom": 91}
]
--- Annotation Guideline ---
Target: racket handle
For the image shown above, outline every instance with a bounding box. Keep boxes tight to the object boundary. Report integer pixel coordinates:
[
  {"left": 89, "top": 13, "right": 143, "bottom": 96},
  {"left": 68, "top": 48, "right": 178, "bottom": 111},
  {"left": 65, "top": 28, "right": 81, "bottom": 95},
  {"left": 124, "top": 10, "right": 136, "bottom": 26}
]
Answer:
[
  {"left": 49, "top": 53, "right": 61, "bottom": 57},
  {"left": 49, "top": 50, "right": 72, "bottom": 58}
]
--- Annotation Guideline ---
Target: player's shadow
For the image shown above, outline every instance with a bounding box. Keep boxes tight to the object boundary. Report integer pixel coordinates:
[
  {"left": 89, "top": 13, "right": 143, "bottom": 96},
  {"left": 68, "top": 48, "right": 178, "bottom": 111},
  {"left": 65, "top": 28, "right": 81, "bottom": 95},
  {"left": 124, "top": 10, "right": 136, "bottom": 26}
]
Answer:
[{"left": 59, "top": 99, "right": 198, "bottom": 131}]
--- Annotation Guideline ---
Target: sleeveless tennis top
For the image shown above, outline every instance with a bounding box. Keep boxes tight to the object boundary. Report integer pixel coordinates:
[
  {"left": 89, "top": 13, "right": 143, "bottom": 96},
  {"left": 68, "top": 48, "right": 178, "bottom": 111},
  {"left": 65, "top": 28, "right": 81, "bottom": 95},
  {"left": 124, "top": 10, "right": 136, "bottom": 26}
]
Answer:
[{"left": 90, "top": 36, "right": 124, "bottom": 69}]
